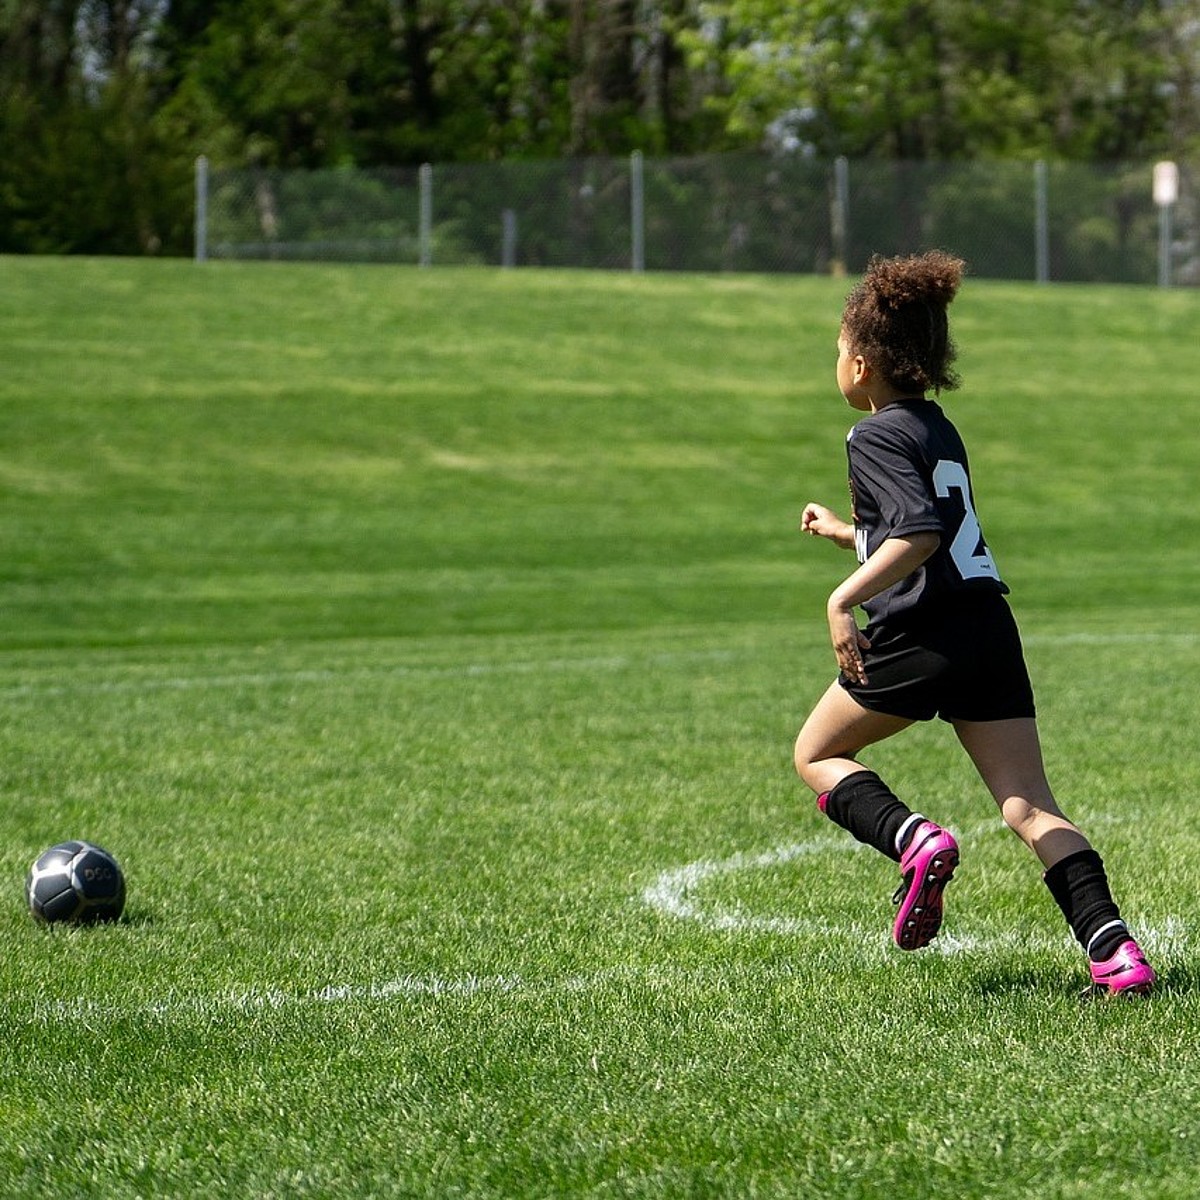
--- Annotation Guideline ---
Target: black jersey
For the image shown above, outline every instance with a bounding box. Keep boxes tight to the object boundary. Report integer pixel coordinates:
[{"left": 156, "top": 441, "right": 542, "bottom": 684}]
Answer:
[{"left": 845, "top": 399, "right": 1007, "bottom": 625}]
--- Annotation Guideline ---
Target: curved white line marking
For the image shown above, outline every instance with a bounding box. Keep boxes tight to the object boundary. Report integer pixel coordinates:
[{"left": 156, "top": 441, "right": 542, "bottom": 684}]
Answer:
[
  {"left": 641, "top": 825, "right": 1185, "bottom": 958},
  {"left": 640, "top": 835, "right": 852, "bottom": 929}
]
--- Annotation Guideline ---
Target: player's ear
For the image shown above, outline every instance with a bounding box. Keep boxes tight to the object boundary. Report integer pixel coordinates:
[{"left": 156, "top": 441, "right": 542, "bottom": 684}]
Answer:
[{"left": 852, "top": 355, "right": 870, "bottom": 385}]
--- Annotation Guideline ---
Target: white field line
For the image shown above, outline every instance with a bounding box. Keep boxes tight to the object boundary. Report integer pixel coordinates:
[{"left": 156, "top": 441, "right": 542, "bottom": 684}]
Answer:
[
  {"left": 30, "top": 914, "right": 1187, "bottom": 1026},
  {"left": 1024, "top": 631, "right": 1200, "bottom": 645},
  {"left": 0, "top": 647, "right": 742, "bottom": 700},
  {"left": 30, "top": 966, "right": 645, "bottom": 1024},
  {"left": 0, "top": 628, "right": 1195, "bottom": 701}
]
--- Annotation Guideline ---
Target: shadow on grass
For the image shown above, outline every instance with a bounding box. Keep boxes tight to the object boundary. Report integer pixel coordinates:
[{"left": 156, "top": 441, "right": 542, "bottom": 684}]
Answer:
[
  {"left": 973, "top": 958, "right": 1197, "bottom": 1001},
  {"left": 1142, "top": 961, "right": 1200, "bottom": 997},
  {"left": 29, "top": 907, "right": 157, "bottom": 932},
  {"left": 117, "top": 907, "right": 157, "bottom": 928},
  {"left": 971, "top": 966, "right": 1055, "bottom": 997}
]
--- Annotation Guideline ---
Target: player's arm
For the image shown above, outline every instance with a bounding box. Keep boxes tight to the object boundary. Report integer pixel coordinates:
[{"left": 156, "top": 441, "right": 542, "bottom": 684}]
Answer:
[
  {"left": 826, "top": 532, "right": 941, "bottom": 684},
  {"left": 800, "top": 502, "right": 855, "bottom": 549}
]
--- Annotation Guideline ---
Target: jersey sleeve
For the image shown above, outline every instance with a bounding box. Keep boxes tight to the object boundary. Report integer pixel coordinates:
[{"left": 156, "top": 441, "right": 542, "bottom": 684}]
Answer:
[{"left": 848, "top": 423, "right": 943, "bottom": 540}]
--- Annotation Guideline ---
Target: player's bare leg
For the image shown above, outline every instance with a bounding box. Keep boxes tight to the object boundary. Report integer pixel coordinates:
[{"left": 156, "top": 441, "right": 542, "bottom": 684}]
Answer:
[
  {"left": 951, "top": 717, "right": 1088, "bottom": 869},
  {"left": 953, "top": 716, "right": 1155, "bottom": 995},
  {"left": 796, "top": 683, "right": 957, "bottom": 949},
  {"left": 793, "top": 681, "right": 912, "bottom": 795}
]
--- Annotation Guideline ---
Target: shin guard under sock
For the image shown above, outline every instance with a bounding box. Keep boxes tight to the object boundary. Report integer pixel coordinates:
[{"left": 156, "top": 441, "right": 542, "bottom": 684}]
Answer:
[
  {"left": 820, "top": 770, "right": 914, "bottom": 863},
  {"left": 1043, "top": 849, "right": 1127, "bottom": 961}
]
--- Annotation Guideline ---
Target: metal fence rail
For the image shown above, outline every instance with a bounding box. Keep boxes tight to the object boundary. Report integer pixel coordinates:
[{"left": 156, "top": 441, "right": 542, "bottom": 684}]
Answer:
[{"left": 195, "top": 152, "right": 1196, "bottom": 286}]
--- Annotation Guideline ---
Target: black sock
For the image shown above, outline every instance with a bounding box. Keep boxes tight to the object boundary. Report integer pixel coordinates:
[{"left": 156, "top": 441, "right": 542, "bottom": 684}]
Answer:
[
  {"left": 1043, "top": 849, "right": 1127, "bottom": 961},
  {"left": 821, "top": 771, "right": 914, "bottom": 862}
]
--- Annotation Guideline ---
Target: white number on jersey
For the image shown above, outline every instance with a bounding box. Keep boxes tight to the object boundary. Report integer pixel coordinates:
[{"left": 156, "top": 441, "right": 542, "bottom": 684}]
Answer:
[{"left": 932, "top": 459, "right": 1001, "bottom": 582}]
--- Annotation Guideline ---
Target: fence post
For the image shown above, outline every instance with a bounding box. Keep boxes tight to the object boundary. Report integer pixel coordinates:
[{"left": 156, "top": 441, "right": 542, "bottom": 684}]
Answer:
[
  {"left": 630, "top": 150, "right": 645, "bottom": 273},
  {"left": 1154, "top": 161, "right": 1179, "bottom": 288},
  {"left": 194, "top": 155, "right": 209, "bottom": 263},
  {"left": 418, "top": 163, "right": 433, "bottom": 267},
  {"left": 831, "top": 156, "right": 849, "bottom": 277},
  {"left": 1034, "top": 160, "right": 1049, "bottom": 284},
  {"left": 1159, "top": 205, "right": 1173, "bottom": 287},
  {"left": 501, "top": 209, "right": 518, "bottom": 268}
]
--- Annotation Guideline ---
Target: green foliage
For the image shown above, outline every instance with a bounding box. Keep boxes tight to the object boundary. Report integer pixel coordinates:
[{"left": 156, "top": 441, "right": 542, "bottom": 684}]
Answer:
[
  {"left": 0, "top": 4, "right": 188, "bottom": 253},
  {"left": 686, "top": 0, "right": 1190, "bottom": 159}
]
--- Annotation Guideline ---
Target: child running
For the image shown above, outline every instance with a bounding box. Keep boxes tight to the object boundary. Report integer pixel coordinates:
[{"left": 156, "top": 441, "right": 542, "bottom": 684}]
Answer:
[{"left": 793, "top": 250, "right": 1155, "bottom": 997}]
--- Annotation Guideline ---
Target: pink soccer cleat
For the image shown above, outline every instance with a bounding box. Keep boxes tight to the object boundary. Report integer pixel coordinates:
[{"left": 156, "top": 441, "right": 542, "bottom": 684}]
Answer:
[
  {"left": 892, "top": 820, "right": 959, "bottom": 950},
  {"left": 1089, "top": 939, "right": 1156, "bottom": 997}
]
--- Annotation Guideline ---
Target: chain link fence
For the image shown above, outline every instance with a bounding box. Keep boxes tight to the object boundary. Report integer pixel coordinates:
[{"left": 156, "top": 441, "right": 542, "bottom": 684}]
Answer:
[{"left": 196, "top": 152, "right": 1197, "bottom": 285}]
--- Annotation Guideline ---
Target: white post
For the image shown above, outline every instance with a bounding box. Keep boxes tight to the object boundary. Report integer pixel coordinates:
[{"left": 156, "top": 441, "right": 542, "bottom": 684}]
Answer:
[
  {"left": 630, "top": 150, "right": 645, "bottom": 273},
  {"left": 418, "top": 163, "right": 433, "bottom": 268},
  {"left": 1034, "top": 160, "right": 1049, "bottom": 284},
  {"left": 194, "top": 155, "right": 209, "bottom": 263},
  {"left": 1154, "top": 161, "right": 1178, "bottom": 288}
]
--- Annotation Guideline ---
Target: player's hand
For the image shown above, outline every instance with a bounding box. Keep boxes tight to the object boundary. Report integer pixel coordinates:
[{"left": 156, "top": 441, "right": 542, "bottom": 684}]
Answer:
[
  {"left": 801, "top": 502, "right": 839, "bottom": 538},
  {"left": 827, "top": 602, "right": 871, "bottom": 684},
  {"left": 801, "top": 503, "right": 854, "bottom": 549}
]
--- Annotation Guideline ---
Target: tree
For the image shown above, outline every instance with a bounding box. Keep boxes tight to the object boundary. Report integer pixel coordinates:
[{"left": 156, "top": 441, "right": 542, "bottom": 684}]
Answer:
[
  {"left": 0, "top": 1, "right": 187, "bottom": 252},
  {"left": 562, "top": 0, "right": 722, "bottom": 155},
  {"left": 683, "top": 0, "right": 1192, "bottom": 160},
  {"left": 161, "top": 0, "right": 720, "bottom": 166}
]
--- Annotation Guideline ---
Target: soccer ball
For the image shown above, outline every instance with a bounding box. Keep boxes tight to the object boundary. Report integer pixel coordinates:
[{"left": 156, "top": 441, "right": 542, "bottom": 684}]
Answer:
[{"left": 26, "top": 841, "right": 126, "bottom": 925}]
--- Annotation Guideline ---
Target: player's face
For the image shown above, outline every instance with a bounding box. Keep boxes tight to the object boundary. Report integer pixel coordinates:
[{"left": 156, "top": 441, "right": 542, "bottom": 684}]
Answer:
[{"left": 836, "top": 331, "right": 872, "bottom": 412}]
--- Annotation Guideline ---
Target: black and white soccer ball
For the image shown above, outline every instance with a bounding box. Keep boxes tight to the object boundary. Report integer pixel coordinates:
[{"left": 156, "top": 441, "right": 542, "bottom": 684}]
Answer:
[{"left": 26, "top": 841, "right": 126, "bottom": 925}]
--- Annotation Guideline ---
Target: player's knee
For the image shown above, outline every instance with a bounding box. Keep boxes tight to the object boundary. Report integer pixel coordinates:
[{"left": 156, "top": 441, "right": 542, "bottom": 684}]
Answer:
[
  {"left": 793, "top": 735, "right": 829, "bottom": 792},
  {"left": 793, "top": 734, "right": 816, "bottom": 787},
  {"left": 1000, "top": 794, "right": 1060, "bottom": 838}
]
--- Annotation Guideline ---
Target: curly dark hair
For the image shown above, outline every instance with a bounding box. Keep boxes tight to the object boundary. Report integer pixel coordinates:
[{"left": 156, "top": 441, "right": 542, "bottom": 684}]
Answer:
[{"left": 842, "top": 251, "right": 965, "bottom": 394}]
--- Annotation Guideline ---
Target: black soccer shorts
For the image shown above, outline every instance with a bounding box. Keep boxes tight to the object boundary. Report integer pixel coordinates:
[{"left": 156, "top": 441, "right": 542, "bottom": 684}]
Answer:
[{"left": 839, "top": 591, "right": 1036, "bottom": 723}]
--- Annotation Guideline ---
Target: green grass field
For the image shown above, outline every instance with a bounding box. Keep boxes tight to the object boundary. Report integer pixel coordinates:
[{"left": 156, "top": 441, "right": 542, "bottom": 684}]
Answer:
[{"left": 1, "top": 255, "right": 1198, "bottom": 1198}]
